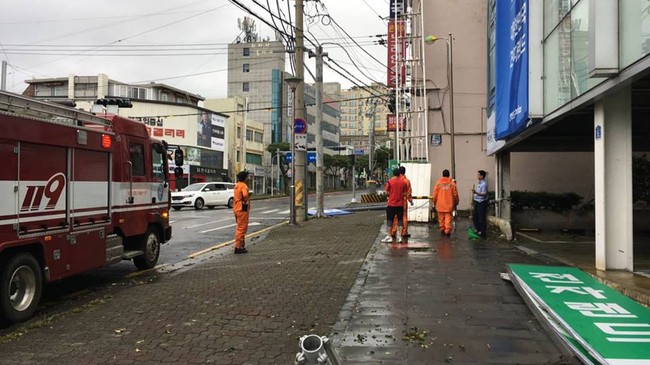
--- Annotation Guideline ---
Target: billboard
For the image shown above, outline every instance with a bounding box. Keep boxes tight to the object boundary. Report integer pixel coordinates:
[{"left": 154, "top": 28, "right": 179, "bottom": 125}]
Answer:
[
  {"left": 386, "top": 114, "right": 407, "bottom": 132},
  {"left": 495, "top": 0, "right": 529, "bottom": 140}
]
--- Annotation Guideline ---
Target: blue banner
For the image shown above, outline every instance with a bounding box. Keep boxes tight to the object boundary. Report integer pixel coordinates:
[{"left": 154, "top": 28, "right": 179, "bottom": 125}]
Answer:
[{"left": 495, "top": 0, "right": 529, "bottom": 140}]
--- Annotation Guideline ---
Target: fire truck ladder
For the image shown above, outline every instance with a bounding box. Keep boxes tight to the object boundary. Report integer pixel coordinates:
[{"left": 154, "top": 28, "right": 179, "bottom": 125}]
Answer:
[{"left": 0, "top": 89, "right": 112, "bottom": 129}]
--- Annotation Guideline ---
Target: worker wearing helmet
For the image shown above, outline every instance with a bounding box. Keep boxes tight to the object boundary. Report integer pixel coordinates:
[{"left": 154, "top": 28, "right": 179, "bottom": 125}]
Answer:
[{"left": 234, "top": 171, "right": 250, "bottom": 254}]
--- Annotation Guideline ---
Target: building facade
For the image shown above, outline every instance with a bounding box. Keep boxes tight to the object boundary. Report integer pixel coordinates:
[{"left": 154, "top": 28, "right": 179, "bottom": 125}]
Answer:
[{"left": 23, "top": 74, "right": 230, "bottom": 190}]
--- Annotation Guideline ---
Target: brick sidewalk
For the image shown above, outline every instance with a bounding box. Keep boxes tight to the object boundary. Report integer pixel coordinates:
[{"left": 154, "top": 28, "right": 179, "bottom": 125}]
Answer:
[{"left": 0, "top": 210, "right": 384, "bottom": 365}]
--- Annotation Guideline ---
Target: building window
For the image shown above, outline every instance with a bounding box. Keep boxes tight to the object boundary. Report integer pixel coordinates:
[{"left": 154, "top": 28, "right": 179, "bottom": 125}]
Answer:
[
  {"left": 243, "top": 82, "right": 250, "bottom": 92},
  {"left": 74, "top": 83, "right": 97, "bottom": 98},
  {"left": 161, "top": 93, "right": 168, "bottom": 102},
  {"left": 246, "top": 129, "right": 253, "bottom": 141},
  {"left": 243, "top": 63, "right": 250, "bottom": 73},
  {"left": 237, "top": 126, "right": 242, "bottom": 138},
  {"left": 254, "top": 131, "right": 263, "bottom": 143},
  {"left": 243, "top": 48, "right": 250, "bottom": 56}
]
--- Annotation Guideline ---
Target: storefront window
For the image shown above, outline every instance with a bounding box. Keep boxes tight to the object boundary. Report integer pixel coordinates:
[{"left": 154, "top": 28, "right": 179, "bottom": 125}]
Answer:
[{"left": 544, "top": 17, "right": 572, "bottom": 113}]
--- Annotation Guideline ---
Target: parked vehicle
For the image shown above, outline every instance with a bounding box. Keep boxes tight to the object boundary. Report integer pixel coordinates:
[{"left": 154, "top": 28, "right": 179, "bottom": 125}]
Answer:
[
  {"left": 171, "top": 182, "right": 235, "bottom": 210},
  {"left": 0, "top": 90, "right": 173, "bottom": 324}
]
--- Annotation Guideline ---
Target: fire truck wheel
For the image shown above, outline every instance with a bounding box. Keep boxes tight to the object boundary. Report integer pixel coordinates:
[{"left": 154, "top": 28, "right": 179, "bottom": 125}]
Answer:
[
  {"left": 227, "top": 197, "right": 234, "bottom": 209},
  {"left": 133, "top": 228, "right": 160, "bottom": 270},
  {"left": 194, "top": 198, "right": 205, "bottom": 210},
  {"left": 0, "top": 253, "right": 42, "bottom": 324}
]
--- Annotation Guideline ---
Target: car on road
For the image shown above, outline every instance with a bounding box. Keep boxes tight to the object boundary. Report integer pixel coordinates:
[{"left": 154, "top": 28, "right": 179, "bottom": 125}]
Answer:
[{"left": 171, "top": 182, "right": 235, "bottom": 210}]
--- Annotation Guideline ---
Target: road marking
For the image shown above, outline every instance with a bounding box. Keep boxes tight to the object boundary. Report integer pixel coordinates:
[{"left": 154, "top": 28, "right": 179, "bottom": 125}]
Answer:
[
  {"left": 187, "top": 217, "right": 231, "bottom": 229},
  {"left": 260, "top": 209, "right": 280, "bottom": 214},
  {"left": 278, "top": 209, "right": 290, "bottom": 215},
  {"left": 200, "top": 223, "right": 236, "bottom": 233},
  {"left": 188, "top": 221, "right": 288, "bottom": 258}
]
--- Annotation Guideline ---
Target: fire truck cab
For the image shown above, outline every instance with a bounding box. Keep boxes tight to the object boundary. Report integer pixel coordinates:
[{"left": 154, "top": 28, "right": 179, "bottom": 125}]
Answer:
[{"left": 0, "top": 90, "right": 173, "bottom": 324}]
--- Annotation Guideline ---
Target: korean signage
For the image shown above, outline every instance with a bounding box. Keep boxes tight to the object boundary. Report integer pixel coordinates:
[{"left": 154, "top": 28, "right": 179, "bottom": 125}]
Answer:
[
  {"left": 495, "top": 0, "right": 529, "bottom": 140},
  {"left": 508, "top": 264, "right": 650, "bottom": 364},
  {"left": 386, "top": 114, "right": 407, "bottom": 132},
  {"left": 387, "top": 20, "right": 406, "bottom": 88},
  {"left": 389, "top": 0, "right": 405, "bottom": 19}
]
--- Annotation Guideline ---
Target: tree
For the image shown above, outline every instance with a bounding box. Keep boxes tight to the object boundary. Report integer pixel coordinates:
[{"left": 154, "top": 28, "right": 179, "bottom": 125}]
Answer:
[{"left": 267, "top": 142, "right": 290, "bottom": 193}]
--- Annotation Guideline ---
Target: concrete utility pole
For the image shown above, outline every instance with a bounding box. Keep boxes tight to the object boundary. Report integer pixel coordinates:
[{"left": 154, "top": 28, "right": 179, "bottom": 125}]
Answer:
[
  {"left": 1, "top": 61, "right": 7, "bottom": 91},
  {"left": 367, "top": 99, "right": 377, "bottom": 179},
  {"left": 295, "top": 0, "right": 307, "bottom": 222},
  {"left": 309, "top": 46, "right": 327, "bottom": 217}
]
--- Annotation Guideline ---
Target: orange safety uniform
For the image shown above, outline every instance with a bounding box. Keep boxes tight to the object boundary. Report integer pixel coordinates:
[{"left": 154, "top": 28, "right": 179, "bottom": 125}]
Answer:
[
  {"left": 432, "top": 176, "right": 459, "bottom": 235},
  {"left": 385, "top": 176, "right": 407, "bottom": 238},
  {"left": 233, "top": 181, "right": 250, "bottom": 249},
  {"left": 399, "top": 174, "right": 413, "bottom": 237}
]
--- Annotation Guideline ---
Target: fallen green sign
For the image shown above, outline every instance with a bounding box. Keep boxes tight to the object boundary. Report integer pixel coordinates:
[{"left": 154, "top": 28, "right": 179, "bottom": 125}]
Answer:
[{"left": 507, "top": 264, "right": 650, "bottom": 365}]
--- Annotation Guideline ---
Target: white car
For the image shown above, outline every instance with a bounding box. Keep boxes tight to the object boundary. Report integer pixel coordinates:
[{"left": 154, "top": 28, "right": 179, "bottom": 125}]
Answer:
[{"left": 171, "top": 182, "right": 235, "bottom": 210}]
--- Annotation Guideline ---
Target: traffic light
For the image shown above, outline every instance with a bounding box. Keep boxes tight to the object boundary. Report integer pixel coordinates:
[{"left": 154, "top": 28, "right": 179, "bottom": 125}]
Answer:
[
  {"left": 387, "top": 95, "right": 396, "bottom": 114},
  {"left": 349, "top": 154, "right": 355, "bottom": 165}
]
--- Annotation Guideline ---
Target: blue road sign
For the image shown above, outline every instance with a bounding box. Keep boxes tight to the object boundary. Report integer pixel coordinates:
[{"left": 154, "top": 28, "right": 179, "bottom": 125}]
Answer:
[
  {"left": 286, "top": 152, "right": 316, "bottom": 163},
  {"left": 294, "top": 118, "right": 307, "bottom": 134}
]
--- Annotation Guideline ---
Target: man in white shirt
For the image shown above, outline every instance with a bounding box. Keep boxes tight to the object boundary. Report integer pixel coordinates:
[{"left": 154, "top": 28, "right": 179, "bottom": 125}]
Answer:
[{"left": 471, "top": 170, "right": 488, "bottom": 238}]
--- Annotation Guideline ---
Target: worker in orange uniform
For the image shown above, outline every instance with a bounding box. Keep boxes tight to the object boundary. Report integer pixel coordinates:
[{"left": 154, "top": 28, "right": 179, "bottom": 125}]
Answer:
[
  {"left": 432, "top": 169, "right": 459, "bottom": 236},
  {"left": 383, "top": 168, "right": 407, "bottom": 244},
  {"left": 399, "top": 166, "right": 413, "bottom": 241},
  {"left": 233, "top": 171, "right": 250, "bottom": 254}
]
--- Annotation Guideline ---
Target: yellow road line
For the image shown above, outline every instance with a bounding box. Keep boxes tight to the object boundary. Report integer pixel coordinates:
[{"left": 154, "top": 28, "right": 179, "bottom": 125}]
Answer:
[{"left": 187, "top": 220, "right": 288, "bottom": 258}]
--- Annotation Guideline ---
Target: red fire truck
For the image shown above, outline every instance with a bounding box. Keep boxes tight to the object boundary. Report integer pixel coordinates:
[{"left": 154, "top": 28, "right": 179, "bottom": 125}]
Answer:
[{"left": 0, "top": 90, "right": 175, "bottom": 324}]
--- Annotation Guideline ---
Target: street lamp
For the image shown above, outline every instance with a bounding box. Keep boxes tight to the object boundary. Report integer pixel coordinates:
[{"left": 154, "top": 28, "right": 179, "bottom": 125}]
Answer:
[
  {"left": 425, "top": 33, "right": 455, "bottom": 179},
  {"left": 284, "top": 76, "right": 302, "bottom": 225}
]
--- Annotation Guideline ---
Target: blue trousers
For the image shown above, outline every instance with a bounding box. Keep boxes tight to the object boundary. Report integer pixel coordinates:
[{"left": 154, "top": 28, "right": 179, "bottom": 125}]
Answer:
[{"left": 473, "top": 200, "right": 488, "bottom": 235}]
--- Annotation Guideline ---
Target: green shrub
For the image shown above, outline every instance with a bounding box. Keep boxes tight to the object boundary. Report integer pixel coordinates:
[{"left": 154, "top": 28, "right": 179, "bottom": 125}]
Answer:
[{"left": 511, "top": 191, "right": 583, "bottom": 213}]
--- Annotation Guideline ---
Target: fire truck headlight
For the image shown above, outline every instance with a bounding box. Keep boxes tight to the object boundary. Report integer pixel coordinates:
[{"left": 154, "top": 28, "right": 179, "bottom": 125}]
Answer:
[{"left": 162, "top": 211, "right": 169, "bottom": 219}]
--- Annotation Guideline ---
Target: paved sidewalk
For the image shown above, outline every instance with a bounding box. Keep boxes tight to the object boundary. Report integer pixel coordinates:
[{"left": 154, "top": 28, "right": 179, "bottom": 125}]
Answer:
[
  {"left": 330, "top": 220, "right": 579, "bottom": 364},
  {"left": 0, "top": 210, "right": 579, "bottom": 364},
  {"left": 0, "top": 211, "right": 383, "bottom": 365}
]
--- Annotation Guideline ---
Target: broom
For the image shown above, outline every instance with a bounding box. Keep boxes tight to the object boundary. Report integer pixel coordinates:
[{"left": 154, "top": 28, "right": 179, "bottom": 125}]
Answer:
[{"left": 468, "top": 187, "right": 481, "bottom": 240}]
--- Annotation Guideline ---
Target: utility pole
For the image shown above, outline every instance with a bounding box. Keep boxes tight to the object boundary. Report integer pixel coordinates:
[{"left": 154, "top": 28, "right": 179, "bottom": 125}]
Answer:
[
  {"left": 367, "top": 99, "right": 377, "bottom": 179},
  {"left": 309, "top": 46, "right": 327, "bottom": 217},
  {"left": 1, "top": 61, "right": 7, "bottom": 91},
  {"left": 294, "top": 0, "right": 307, "bottom": 222}
]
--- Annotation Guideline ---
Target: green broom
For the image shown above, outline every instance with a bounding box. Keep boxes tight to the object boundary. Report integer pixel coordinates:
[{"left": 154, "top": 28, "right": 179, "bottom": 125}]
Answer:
[{"left": 468, "top": 189, "right": 481, "bottom": 240}]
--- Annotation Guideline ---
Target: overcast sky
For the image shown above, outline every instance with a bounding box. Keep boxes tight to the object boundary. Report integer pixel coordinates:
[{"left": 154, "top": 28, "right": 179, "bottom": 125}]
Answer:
[{"left": 0, "top": 0, "right": 389, "bottom": 98}]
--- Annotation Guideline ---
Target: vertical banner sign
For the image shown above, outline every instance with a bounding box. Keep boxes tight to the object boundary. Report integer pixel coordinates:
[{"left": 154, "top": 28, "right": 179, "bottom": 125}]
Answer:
[
  {"left": 387, "top": 20, "right": 406, "bottom": 88},
  {"left": 495, "top": 0, "right": 529, "bottom": 139},
  {"left": 390, "top": 0, "right": 405, "bottom": 19}
]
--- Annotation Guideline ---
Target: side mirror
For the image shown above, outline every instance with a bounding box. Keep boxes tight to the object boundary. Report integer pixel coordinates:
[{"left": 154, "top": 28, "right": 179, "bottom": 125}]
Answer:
[{"left": 174, "top": 149, "right": 184, "bottom": 166}]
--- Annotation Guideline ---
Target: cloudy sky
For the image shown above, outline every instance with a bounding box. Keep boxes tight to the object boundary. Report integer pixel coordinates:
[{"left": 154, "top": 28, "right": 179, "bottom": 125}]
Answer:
[{"left": 0, "top": 0, "right": 389, "bottom": 98}]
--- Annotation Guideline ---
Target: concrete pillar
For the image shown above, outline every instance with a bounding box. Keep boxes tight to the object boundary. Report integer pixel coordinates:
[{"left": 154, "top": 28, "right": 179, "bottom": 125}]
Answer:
[
  {"left": 594, "top": 86, "right": 633, "bottom": 271},
  {"left": 496, "top": 151, "right": 511, "bottom": 222}
]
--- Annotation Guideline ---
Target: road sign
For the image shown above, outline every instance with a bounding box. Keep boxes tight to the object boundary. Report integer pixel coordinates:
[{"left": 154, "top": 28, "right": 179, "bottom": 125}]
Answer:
[
  {"left": 294, "top": 118, "right": 307, "bottom": 134},
  {"left": 307, "top": 152, "right": 316, "bottom": 164},
  {"left": 295, "top": 134, "right": 307, "bottom": 151},
  {"left": 285, "top": 153, "right": 292, "bottom": 163},
  {"left": 353, "top": 148, "right": 365, "bottom": 155}
]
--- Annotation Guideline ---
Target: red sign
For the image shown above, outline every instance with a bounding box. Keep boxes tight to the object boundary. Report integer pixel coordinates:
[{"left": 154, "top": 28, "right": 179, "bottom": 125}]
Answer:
[
  {"left": 386, "top": 114, "right": 407, "bottom": 132},
  {"left": 387, "top": 20, "right": 406, "bottom": 88}
]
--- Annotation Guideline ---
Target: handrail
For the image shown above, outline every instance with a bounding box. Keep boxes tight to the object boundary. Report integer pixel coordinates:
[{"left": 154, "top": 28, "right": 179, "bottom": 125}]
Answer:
[{"left": 0, "top": 89, "right": 112, "bottom": 128}]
